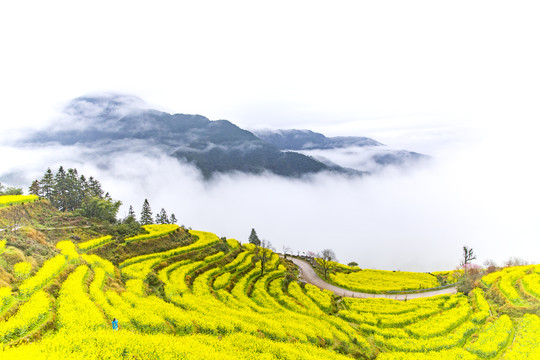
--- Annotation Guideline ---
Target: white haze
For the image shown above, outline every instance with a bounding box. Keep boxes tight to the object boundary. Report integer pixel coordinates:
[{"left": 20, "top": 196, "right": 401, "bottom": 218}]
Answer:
[{"left": 1, "top": 117, "right": 538, "bottom": 272}]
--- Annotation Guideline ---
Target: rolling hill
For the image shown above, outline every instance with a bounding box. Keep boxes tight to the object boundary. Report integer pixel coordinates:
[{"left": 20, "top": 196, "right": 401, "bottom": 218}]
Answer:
[{"left": 1, "top": 196, "right": 539, "bottom": 359}]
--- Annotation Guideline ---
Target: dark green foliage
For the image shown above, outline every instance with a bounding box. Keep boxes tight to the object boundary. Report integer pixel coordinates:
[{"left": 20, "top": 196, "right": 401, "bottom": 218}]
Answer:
[
  {"left": 254, "top": 129, "right": 381, "bottom": 150},
  {"left": 108, "top": 218, "right": 143, "bottom": 239},
  {"left": 127, "top": 205, "right": 137, "bottom": 222},
  {"left": 29, "top": 166, "right": 120, "bottom": 222},
  {"left": 170, "top": 213, "right": 177, "bottom": 224},
  {"left": 283, "top": 273, "right": 296, "bottom": 289},
  {"left": 0, "top": 182, "right": 23, "bottom": 195},
  {"left": 40, "top": 168, "right": 54, "bottom": 199},
  {"left": 248, "top": 228, "right": 260, "bottom": 246},
  {"left": 78, "top": 197, "right": 122, "bottom": 223},
  {"left": 87, "top": 176, "right": 104, "bottom": 198},
  {"left": 140, "top": 199, "right": 153, "bottom": 225},
  {"left": 28, "top": 180, "right": 40, "bottom": 196},
  {"left": 52, "top": 166, "right": 67, "bottom": 211},
  {"left": 155, "top": 208, "right": 169, "bottom": 224},
  {"left": 146, "top": 272, "right": 165, "bottom": 297},
  {"left": 347, "top": 261, "right": 358, "bottom": 267},
  {"left": 215, "top": 241, "right": 229, "bottom": 253},
  {"left": 175, "top": 141, "right": 333, "bottom": 179}
]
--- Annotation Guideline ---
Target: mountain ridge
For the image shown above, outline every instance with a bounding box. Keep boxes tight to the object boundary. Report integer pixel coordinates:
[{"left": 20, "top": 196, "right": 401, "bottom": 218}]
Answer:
[
  {"left": 26, "top": 94, "right": 424, "bottom": 178},
  {"left": 253, "top": 128, "right": 383, "bottom": 150}
]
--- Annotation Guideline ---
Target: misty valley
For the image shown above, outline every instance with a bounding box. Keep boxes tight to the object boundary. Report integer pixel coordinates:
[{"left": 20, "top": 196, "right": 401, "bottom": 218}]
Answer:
[{"left": 0, "top": 97, "right": 538, "bottom": 359}]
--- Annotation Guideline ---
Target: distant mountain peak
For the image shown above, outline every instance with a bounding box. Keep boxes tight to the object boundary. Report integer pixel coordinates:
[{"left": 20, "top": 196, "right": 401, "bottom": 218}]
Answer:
[{"left": 66, "top": 93, "right": 147, "bottom": 118}]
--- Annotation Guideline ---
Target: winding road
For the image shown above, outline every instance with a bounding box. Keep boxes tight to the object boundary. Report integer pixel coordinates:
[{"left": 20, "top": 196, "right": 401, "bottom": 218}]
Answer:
[{"left": 288, "top": 257, "right": 457, "bottom": 300}]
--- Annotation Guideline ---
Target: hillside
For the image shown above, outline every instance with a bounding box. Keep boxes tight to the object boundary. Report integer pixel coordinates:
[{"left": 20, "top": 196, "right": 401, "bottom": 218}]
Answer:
[
  {"left": 1, "top": 196, "right": 539, "bottom": 359},
  {"left": 253, "top": 129, "right": 428, "bottom": 169},
  {"left": 253, "top": 129, "right": 383, "bottom": 150},
  {"left": 26, "top": 95, "right": 360, "bottom": 179}
]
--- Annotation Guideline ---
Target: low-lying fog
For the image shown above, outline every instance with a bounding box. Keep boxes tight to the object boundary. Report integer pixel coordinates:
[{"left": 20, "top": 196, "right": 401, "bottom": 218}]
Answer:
[{"left": 1, "top": 120, "right": 538, "bottom": 272}]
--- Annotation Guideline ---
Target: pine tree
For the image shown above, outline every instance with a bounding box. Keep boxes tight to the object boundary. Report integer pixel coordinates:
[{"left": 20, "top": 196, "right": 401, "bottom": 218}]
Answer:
[
  {"left": 140, "top": 199, "right": 153, "bottom": 225},
  {"left": 87, "top": 176, "right": 104, "bottom": 199},
  {"left": 156, "top": 208, "right": 169, "bottom": 224},
  {"left": 40, "top": 168, "right": 54, "bottom": 199},
  {"left": 170, "top": 213, "right": 177, "bottom": 224},
  {"left": 65, "top": 168, "right": 82, "bottom": 211},
  {"left": 53, "top": 166, "right": 67, "bottom": 211},
  {"left": 249, "top": 228, "right": 261, "bottom": 246},
  {"left": 162, "top": 209, "right": 169, "bottom": 224},
  {"left": 29, "top": 180, "right": 41, "bottom": 196},
  {"left": 127, "top": 205, "right": 137, "bottom": 221},
  {"left": 79, "top": 175, "right": 88, "bottom": 198}
]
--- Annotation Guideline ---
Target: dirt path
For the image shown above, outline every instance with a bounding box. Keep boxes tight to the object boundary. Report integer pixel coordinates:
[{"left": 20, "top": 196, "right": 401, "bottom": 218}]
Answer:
[{"left": 288, "top": 257, "right": 457, "bottom": 300}]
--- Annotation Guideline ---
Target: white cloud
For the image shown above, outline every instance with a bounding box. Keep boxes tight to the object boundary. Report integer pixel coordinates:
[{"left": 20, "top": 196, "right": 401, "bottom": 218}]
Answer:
[{"left": 2, "top": 124, "right": 538, "bottom": 272}]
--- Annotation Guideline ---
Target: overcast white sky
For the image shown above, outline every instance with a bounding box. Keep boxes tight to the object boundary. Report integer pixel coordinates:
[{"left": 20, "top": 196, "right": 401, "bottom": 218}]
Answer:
[{"left": 1, "top": 1, "right": 539, "bottom": 270}]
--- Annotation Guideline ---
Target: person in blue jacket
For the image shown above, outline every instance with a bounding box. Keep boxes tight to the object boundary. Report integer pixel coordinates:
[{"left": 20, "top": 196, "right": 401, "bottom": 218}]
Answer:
[{"left": 112, "top": 318, "right": 119, "bottom": 330}]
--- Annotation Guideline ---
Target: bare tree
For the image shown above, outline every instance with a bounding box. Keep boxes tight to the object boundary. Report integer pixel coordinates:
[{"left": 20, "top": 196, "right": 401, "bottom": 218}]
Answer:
[
  {"left": 252, "top": 239, "right": 274, "bottom": 276},
  {"left": 3, "top": 205, "right": 28, "bottom": 233},
  {"left": 282, "top": 245, "right": 292, "bottom": 259},
  {"left": 317, "top": 249, "right": 337, "bottom": 280},
  {"left": 483, "top": 259, "right": 498, "bottom": 274},
  {"left": 460, "top": 246, "right": 476, "bottom": 266},
  {"left": 504, "top": 257, "right": 529, "bottom": 267}
]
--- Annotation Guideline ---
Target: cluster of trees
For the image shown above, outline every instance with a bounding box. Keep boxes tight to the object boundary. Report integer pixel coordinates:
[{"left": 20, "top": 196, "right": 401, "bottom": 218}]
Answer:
[
  {"left": 135, "top": 199, "right": 177, "bottom": 226},
  {"left": 28, "top": 167, "right": 121, "bottom": 222},
  {"left": 22, "top": 167, "right": 181, "bottom": 229},
  {"left": 0, "top": 182, "right": 22, "bottom": 196}
]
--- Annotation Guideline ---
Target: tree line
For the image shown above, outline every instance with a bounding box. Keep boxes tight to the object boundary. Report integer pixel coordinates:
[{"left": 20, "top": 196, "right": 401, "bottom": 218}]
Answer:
[
  {"left": 0, "top": 182, "right": 23, "bottom": 196},
  {"left": 28, "top": 166, "right": 121, "bottom": 222},
  {"left": 133, "top": 199, "right": 177, "bottom": 226},
  {"left": 28, "top": 167, "right": 179, "bottom": 227}
]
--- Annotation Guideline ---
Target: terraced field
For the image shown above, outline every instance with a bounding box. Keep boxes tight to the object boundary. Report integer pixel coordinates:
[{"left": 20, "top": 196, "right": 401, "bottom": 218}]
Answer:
[
  {"left": 482, "top": 264, "right": 540, "bottom": 311},
  {"left": 1, "top": 198, "right": 539, "bottom": 359},
  {"left": 0, "top": 195, "right": 39, "bottom": 208},
  {"left": 330, "top": 268, "right": 439, "bottom": 293},
  {"left": 291, "top": 257, "right": 457, "bottom": 300}
]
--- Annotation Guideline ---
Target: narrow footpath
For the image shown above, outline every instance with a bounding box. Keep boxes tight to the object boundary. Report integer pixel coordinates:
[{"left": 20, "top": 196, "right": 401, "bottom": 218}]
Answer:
[{"left": 288, "top": 257, "right": 457, "bottom": 300}]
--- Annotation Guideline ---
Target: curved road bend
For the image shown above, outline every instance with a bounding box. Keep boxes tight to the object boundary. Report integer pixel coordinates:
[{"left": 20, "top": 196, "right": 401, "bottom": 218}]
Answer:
[{"left": 287, "top": 257, "right": 457, "bottom": 300}]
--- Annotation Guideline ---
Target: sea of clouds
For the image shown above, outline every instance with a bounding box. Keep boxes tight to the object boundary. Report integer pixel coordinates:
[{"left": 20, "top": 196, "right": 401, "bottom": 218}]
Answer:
[{"left": 1, "top": 111, "right": 538, "bottom": 273}]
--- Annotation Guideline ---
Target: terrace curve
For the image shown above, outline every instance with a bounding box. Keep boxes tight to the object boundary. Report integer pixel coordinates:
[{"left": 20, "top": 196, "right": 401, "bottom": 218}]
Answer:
[{"left": 288, "top": 256, "right": 457, "bottom": 300}]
